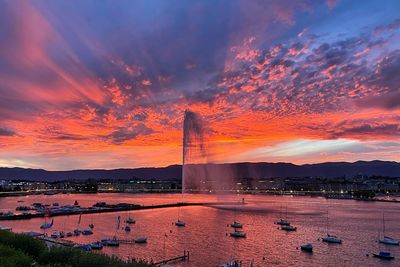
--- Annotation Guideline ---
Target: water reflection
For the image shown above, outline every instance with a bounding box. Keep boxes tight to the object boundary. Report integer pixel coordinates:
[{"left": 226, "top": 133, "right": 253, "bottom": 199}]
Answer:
[{"left": 0, "top": 193, "right": 399, "bottom": 266}]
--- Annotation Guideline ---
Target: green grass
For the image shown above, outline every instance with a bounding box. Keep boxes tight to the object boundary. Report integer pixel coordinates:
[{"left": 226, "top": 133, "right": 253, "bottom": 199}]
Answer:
[{"left": 0, "top": 230, "right": 153, "bottom": 267}]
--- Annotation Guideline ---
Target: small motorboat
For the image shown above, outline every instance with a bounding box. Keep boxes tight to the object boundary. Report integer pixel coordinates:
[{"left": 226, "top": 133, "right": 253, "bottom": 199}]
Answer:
[
  {"left": 59, "top": 231, "right": 65, "bottom": 238},
  {"left": 379, "top": 236, "right": 399, "bottom": 246},
  {"left": 124, "top": 225, "right": 131, "bottom": 232},
  {"left": 281, "top": 224, "right": 297, "bottom": 231},
  {"left": 373, "top": 251, "right": 394, "bottom": 260},
  {"left": 230, "top": 230, "right": 246, "bottom": 238},
  {"left": 175, "top": 220, "right": 186, "bottom": 227},
  {"left": 81, "top": 229, "right": 93, "bottom": 235},
  {"left": 52, "top": 203, "right": 59, "bottom": 207},
  {"left": 300, "top": 243, "right": 313, "bottom": 252},
  {"left": 134, "top": 237, "right": 147, "bottom": 243},
  {"left": 275, "top": 219, "right": 290, "bottom": 226},
  {"left": 230, "top": 221, "right": 243, "bottom": 228},
  {"left": 89, "top": 224, "right": 94, "bottom": 229},
  {"left": 90, "top": 241, "right": 103, "bottom": 250},
  {"left": 125, "top": 218, "right": 136, "bottom": 224},
  {"left": 0, "top": 225, "right": 12, "bottom": 231},
  {"left": 322, "top": 234, "right": 342, "bottom": 244},
  {"left": 66, "top": 232, "right": 73, "bottom": 237},
  {"left": 73, "top": 229, "right": 81, "bottom": 236},
  {"left": 50, "top": 232, "right": 58, "bottom": 239}
]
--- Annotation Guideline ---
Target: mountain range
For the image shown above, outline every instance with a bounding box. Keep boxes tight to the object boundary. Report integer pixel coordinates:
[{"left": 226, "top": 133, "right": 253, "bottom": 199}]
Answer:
[{"left": 0, "top": 160, "right": 399, "bottom": 182}]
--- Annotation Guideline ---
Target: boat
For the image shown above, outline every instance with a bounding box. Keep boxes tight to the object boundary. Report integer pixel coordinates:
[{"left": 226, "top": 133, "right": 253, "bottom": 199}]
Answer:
[
  {"left": 74, "top": 200, "right": 79, "bottom": 206},
  {"left": 300, "top": 243, "right": 313, "bottom": 252},
  {"left": 220, "top": 260, "right": 242, "bottom": 267},
  {"left": 322, "top": 234, "right": 342, "bottom": 244},
  {"left": 102, "top": 237, "right": 119, "bottom": 247},
  {"left": 134, "top": 237, "right": 147, "bottom": 243},
  {"left": 0, "top": 225, "right": 12, "bottom": 231},
  {"left": 379, "top": 213, "right": 399, "bottom": 245},
  {"left": 281, "top": 224, "right": 297, "bottom": 231},
  {"left": 73, "top": 229, "right": 81, "bottom": 236},
  {"left": 40, "top": 219, "right": 54, "bottom": 230},
  {"left": 230, "top": 230, "right": 246, "bottom": 238},
  {"left": 275, "top": 218, "right": 290, "bottom": 226},
  {"left": 124, "top": 225, "right": 131, "bottom": 232},
  {"left": 66, "top": 232, "right": 73, "bottom": 237},
  {"left": 90, "top": 241, "right": 103, "bottom": 250},
  {"left": 373, "top": 251, "right": 394, "bottom": 260},
  {"left": 59, "top": 231, "right": 65, "bottom": 238},
  {"left": 379, "top": 236, "right": 399, "bottom": 246},
  {"left": 175, "top": 219, "right": 186, "bottom": 227},
  {"left": 125, "top": 217, "right": 136, "bottom": 224},
  {"left": 89, "top": 224, "right": 94, "bottom": 229},
  {"left": 52, "top": 202, "right": 59, "bottom": 207},
  {"left": 275, "top": 206, "right": 290, "bottom": 225},
  {"left": 81, "top": 229, "right": 93, "bottom": 235},
  {"left": 321, "top": 209, "right": 342, "bottom": 244},
  {"left": 50, "top": 232, "right": 58, "bottom": 239},
  {"left": 230, "top": 221, "right": 243, "bottom": 228}
]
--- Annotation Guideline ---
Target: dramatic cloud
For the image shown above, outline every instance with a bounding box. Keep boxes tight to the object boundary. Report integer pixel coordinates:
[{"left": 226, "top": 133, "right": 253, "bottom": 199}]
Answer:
[{"left": 0, "top": 0, "right": 399, "bottom": 169}]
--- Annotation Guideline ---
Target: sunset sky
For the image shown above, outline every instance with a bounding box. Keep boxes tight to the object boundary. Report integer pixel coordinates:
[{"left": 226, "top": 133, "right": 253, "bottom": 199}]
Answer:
[{"left": 0, "top": 0, "right": 399, "bottom": 170}]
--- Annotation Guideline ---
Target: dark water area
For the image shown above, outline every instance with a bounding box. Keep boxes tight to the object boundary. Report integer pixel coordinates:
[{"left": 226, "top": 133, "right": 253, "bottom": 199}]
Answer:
[{"left": 1, "top": 193, "right": 399, "bottom": 266}]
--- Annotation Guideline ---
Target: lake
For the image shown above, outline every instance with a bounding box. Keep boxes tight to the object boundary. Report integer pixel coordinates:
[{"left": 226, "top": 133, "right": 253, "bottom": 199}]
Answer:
[{"left": 1, "top": 193, "right": 399, "bottom": 266}]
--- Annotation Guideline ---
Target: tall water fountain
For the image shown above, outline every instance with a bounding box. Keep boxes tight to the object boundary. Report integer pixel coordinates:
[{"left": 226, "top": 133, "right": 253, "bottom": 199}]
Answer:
[{"left": 182, "top": 110, "right": 235, "bottom": 193}]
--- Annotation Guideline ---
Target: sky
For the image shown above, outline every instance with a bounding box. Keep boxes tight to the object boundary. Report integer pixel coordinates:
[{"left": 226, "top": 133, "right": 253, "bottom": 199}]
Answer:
[{"left": 0, "top": 0, "right": 399, "bottom": 170}]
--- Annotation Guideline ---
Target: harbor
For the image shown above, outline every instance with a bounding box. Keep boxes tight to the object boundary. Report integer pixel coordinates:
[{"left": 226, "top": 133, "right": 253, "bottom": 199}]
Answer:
[{"left": 1, "top": 193, "right": 399, "bottom": 266}]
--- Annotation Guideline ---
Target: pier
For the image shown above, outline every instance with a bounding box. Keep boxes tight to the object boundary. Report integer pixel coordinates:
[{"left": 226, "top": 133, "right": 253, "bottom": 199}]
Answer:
[
  {"left": 0, "top": 201, "right": 243, "bottom": 221},
  {"left": 153, "top": 250, "right": 190, "bottom": 266}
]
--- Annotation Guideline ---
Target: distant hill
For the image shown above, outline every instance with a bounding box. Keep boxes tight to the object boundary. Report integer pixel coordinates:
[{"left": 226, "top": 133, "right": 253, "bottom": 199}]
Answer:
[{"left": 0, "top": 160, "right": 399, "bottom": 182}]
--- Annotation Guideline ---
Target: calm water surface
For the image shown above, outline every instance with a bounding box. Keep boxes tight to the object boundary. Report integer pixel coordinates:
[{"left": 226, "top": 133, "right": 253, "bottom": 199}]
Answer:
[{"left": 1, "top": 193, "right": 399, "bottom": 267}]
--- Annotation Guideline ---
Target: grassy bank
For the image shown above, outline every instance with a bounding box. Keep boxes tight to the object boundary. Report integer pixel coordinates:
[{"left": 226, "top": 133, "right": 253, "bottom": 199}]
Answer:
[{"left": 0, "top": 230, "right": 153, "bottom": 267}]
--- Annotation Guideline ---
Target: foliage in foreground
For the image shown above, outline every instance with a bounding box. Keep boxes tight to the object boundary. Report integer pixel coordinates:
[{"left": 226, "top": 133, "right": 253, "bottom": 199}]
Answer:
[{"left": 0, "top": 230, "right": 153, "bottom": 267}]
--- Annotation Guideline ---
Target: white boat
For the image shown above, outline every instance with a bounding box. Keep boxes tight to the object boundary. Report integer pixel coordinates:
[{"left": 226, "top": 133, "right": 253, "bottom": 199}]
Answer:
[
  {"left": 300, "top": 243, "right": 313, "bottom": 252},
  {"left": 378, "top": 213, "right": 399, "bottom": 245},
  {"left": 175, "top": 219, "right": 186, "bottom": 227},
  {"left": 322, "top": 234, "right": 342, "bottom": 244},
  {"left": 281, "top": 224, "right": 297, "bottom": 231},
  {"left": 134, "top": 237, "right": 147, "bottom": 243},
  {"left": 0, "top": 225, "right": 12, "bottom": 231},
  {"left": 379, "top": 236, "right": 399, "bottom": 246},
  {"left": 321, "top": 209, "right": 342, "bottom": 244}
]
